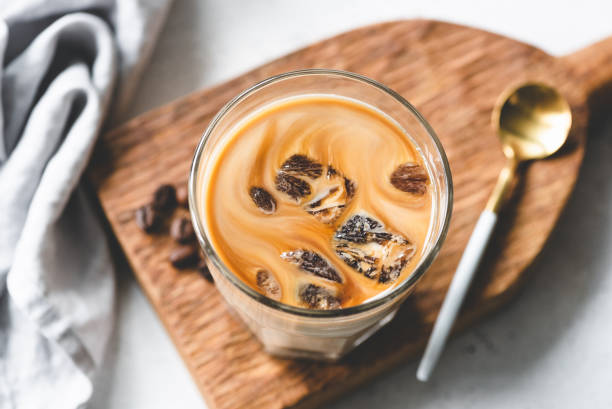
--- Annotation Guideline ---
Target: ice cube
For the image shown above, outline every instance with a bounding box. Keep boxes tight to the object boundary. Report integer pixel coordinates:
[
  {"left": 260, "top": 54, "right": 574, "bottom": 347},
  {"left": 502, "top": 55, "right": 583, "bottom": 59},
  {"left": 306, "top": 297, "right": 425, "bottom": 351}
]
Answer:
[
  {"left": 303, "top": 166, "right": 356, "bottom": 224},
  {"left": 256, "top": 270, "right": 281, "bottom": 300},
  {"left": 333, "top": 214, "right": 415, "bottom": 284},
  {"left": 298, "top": 284, "right": 341, "bottom": 310},
  {"left": 281, "top": 249, "right": 342, "bottom": 283}
]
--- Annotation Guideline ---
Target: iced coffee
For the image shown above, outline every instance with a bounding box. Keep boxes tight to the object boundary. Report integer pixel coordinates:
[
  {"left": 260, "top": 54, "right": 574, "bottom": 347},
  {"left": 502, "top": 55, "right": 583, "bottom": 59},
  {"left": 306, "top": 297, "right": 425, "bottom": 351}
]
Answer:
[
  {"left": 189, "top": 70, "right": 451, "bottom": 359},
  {"left": 204, "top": 96, "right": 432, "bottom": 309}
]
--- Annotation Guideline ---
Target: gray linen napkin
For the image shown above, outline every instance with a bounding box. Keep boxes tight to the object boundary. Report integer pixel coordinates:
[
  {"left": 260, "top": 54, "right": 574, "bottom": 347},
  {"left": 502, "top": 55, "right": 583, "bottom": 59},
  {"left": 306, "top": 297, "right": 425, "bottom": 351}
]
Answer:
[{"left": 0, "top": 1, "right": 172, "bottom": 408}]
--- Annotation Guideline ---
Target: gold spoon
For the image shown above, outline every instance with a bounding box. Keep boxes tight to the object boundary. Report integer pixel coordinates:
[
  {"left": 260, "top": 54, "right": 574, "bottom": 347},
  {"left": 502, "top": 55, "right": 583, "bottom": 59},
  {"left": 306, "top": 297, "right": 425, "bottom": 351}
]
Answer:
[{"left": 417, "top": 83, "right": 572, "bottom": 382}]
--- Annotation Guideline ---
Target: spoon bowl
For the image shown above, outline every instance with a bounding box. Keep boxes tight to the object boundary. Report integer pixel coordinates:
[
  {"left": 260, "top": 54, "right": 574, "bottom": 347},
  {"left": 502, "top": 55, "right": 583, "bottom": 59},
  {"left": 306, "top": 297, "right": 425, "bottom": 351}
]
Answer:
[{"left": 493, "top": 83, "right": 572, "bottom": 161}]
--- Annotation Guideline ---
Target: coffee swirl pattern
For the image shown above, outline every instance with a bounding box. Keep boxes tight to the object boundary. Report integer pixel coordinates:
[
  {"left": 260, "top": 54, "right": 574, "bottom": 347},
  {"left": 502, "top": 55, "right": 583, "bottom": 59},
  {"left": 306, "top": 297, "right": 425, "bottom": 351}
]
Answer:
[{"left": 202, "top": 96, "right": 433, "bottom": 308}]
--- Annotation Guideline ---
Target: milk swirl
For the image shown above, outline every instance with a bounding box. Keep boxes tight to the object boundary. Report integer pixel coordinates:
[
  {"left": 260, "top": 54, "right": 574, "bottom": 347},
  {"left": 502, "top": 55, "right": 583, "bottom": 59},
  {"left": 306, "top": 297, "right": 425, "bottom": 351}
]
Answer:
[{"left": 201, "top": 96, "right": 433, "bottom": 308}]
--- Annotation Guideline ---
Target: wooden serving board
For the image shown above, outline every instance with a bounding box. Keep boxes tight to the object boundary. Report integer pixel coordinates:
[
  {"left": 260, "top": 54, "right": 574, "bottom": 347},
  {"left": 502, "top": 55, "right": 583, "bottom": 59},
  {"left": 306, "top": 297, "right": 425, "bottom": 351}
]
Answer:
[{"left": 89, "top": 20, "right": 612, "bottom": 409}]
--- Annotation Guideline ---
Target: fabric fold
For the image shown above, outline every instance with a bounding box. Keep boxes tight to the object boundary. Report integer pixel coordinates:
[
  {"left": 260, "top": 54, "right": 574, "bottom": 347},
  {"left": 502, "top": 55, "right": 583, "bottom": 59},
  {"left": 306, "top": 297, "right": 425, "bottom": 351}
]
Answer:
[{"left": 0, "top": 1, "right": 173, "bottom": 408}]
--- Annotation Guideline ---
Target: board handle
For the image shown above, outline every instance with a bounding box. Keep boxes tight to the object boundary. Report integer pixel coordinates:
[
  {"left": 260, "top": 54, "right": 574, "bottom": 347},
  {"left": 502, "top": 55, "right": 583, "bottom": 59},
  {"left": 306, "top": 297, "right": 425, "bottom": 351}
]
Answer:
[{"left": 563, "top": 35, "right": 612, "bottom": 117}]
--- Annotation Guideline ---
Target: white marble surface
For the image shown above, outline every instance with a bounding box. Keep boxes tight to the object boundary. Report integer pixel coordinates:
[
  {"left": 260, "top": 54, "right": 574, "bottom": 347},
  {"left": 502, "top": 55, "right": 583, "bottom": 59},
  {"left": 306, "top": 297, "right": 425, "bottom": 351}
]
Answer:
[{"left": 89, "top": 1, "right": 612, "bottom": 408}]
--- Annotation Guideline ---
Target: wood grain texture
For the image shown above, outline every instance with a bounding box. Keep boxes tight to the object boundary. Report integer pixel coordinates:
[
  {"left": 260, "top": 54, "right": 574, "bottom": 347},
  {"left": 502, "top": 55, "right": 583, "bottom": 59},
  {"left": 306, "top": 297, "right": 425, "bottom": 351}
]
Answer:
[{"left": 88, "top": 20, "right": 609, "bottom": 409}]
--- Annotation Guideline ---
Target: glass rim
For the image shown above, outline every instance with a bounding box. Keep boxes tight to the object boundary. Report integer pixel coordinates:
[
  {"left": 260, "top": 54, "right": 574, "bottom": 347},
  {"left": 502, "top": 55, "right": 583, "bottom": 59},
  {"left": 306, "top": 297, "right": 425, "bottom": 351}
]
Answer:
[{"left": 189, "top": 69, "right": 453, "bottom": 318}]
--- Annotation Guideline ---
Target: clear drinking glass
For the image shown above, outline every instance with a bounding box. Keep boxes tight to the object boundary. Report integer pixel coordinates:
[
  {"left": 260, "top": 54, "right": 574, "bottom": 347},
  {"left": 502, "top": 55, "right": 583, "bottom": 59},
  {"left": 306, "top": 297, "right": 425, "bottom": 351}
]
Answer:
[{"left": 189, "top": 69, "right": 453, "bottom": 361}]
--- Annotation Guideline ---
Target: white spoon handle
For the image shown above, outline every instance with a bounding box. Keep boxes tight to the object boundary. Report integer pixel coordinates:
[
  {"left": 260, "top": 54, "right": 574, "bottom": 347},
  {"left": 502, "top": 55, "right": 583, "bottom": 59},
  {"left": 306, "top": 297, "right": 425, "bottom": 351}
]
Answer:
[{"left": 416, "top": 210, "right": 498, "bottom": 382}]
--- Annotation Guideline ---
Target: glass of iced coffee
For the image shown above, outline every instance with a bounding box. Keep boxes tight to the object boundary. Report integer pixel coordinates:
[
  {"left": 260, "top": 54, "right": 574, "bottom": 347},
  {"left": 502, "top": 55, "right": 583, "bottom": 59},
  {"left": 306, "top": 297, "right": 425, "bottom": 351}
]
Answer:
[{"left": 189, "top": 70, "right": 452, "bottom": 360}]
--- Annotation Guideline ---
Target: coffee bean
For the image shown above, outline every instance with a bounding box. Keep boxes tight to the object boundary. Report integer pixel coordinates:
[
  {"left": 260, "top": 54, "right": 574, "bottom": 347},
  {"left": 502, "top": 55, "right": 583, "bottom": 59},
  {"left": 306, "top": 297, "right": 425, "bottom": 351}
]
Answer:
[
  {"left": 197, "top": 259, "right": 214, "bottom": 283},
  {"left": 176, "top": 184, "right": 189, "bottom": 208},
  {"left": 152, "top": 184, "right": 177, "bottom": 212},
  {"left": 390, "top": 162, "right": 428, "bottom": 195},
  {"left": 135, "top": 204, "right": 160, "bottom": 233},
  {"left": 275, "top": 172, "right": 310, "bottom": 201},
  {"left": 249, "top": 186, "right": 276, "bottom": 214},
  {"left": 170, "top": 216, "right": 195, "bottom": 243},
  {"left": 169, "top": 245, "right": 198, "bottom": 268}
]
